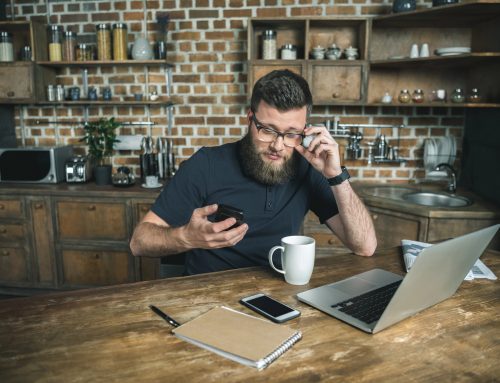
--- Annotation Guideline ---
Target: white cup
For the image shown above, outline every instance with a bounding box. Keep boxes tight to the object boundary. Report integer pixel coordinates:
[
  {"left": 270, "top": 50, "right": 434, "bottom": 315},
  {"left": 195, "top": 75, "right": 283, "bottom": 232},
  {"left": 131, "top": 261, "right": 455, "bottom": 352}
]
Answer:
[
  {"left": 145, "top": 175, "right": 159, "bottom": 187},
  {"left": 420, "top": 43, "right": 430, "bottom": 58},
  {"left": 410, "top": 44, "right": 419, "bottom": 58},
  {"left": 268, "top": 235, "right": 315, "bottom": 285}
]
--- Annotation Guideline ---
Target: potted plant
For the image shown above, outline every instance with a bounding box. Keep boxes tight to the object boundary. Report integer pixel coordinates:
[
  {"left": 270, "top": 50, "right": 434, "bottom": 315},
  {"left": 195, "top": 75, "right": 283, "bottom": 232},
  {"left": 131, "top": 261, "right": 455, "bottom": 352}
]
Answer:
[{"left": 80, "top": 117, "right": 121, "bottom": 185}]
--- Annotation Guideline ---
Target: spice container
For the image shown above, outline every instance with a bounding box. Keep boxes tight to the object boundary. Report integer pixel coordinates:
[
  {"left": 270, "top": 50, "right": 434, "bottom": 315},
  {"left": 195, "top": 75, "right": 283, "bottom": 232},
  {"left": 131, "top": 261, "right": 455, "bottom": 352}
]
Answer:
[
  {"left": 48, "top": 25, "right": 63, "bottom": 61},
  {"left": 398, "top": 89, "right": 411, "bottom": 103},
  {"left": 412, "top": 89, "right": 424, "bottom": 103},
  {"left": 56, "top": 85, "right": 65, "bottom": 102},
  {"left": 450, "top": 88, "right": 465, "bottom": 103},
  {"left": 113, "top": 23, "right": 128, "bottom": 61},
  {"left": 262, "top": 30, "right": 277, "bottom": 60},
  {"left": 62, "top": 31, "right": 76, "bottom": 61},
  {"left": 76, "top": 43, "right": 93, "bottom": 61},
  {"left": 96, "top": 24, "right": 112, "bottom": 61},
  {"left": 280, "top": 44, "right": 297, "bottom": 60},
  {"left": 46, "top": 85, "right": 55, "bottom": 102},
  {"left": 0, "top": 31, "right": 14, "bottom": 62},
  {"left": 467, "top": 88, "right": 481, "bottom": 103}
]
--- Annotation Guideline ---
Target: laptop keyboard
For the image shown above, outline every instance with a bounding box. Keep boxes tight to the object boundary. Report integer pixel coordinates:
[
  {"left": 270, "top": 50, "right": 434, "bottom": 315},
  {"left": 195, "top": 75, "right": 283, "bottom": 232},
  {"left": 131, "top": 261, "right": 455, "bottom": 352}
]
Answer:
[{"left": 331, "top": 280, "right": 402, "bottom": 324}]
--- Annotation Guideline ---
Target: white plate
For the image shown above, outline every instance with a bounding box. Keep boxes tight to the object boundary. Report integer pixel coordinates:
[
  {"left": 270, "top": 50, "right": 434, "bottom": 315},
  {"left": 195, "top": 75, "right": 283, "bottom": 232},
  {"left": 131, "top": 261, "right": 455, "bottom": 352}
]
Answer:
[
  {"left": 435, "top": 47, "right": 471, "bottom": 55},
  {"left": 141, "top": 182, "right": 163, "bottom": 189}
]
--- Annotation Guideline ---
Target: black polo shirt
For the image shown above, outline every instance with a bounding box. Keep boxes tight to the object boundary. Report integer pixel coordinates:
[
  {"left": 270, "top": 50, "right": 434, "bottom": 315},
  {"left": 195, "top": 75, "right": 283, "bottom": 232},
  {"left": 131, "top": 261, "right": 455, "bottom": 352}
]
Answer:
[{"left": 151, "top": 141, "right": 339, "bottom": 275}]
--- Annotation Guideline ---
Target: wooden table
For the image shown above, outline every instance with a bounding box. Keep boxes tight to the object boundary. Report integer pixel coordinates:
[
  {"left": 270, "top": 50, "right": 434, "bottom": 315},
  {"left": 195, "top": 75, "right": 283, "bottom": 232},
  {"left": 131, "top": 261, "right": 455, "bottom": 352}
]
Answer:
[{"left": 0, "top": 248, "right": 498, "bottom": 382}]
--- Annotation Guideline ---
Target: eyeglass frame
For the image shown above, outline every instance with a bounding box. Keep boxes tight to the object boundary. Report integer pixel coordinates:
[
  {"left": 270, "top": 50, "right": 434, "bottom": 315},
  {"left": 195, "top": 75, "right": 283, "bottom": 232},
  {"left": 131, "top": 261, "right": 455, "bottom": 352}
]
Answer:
[{"left": 250, "top": 113, "right": 306, "bottom": 148}]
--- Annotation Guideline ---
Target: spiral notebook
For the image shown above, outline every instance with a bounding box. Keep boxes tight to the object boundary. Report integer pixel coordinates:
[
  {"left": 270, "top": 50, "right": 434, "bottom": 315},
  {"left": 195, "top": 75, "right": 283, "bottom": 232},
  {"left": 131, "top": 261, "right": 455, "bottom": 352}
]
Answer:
[{"left": 172, "top": 306, "right": 302, "bottom": 370}]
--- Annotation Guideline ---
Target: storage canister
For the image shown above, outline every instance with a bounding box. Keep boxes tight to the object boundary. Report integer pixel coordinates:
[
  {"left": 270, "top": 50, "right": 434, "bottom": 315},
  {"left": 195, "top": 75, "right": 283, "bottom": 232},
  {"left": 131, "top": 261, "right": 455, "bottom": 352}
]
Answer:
[
  {"left": 0, "top": 31, "right": 14, "bottom": 62},
  {"left": 62, "top": 31, "right": 77, "bottom": 61},
  {"left": 113, "top": 23, "right": 128, "bottom": 61},
  {"left": 281, "top": 44, "right": 297, "bottom": 60},
  {"left": 262, "top": 29, "right": 277, "bottom": 60},
  {"left": 76, "top": 43, "right": 93, "bottom": 61},
  {"left": 96, "top": 23, "right": 112, "bottom": 61},
  {"left": 48, "top": 25, "right": 63, "bottom": 61}
]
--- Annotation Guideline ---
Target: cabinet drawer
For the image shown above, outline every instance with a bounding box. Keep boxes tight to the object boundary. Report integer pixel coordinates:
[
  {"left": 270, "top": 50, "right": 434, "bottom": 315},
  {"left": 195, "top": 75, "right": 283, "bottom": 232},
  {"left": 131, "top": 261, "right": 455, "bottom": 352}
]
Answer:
[
  {"left": 0, "top": 247, "right": 29, "bottom": 282},
  {"left": 57, "top": 201, "right": 128, "bottom": 240},
  {"left": 0, "top": 222, "right": 25, "bottom": 242},
  {"left": 61, "top": 249, "right": 131, "bottom": 286},
  {"left": 136, "top": 203, "right": 153, "bottom": 222},
  {"left": 0, "top": 199, "right": 23, "bottom": 218},
  {"left": 310, "top": 63, "right": 364, "bottom": 103},
  {"left": 0, "top": 64, "right": 35, "bottom": 101}
]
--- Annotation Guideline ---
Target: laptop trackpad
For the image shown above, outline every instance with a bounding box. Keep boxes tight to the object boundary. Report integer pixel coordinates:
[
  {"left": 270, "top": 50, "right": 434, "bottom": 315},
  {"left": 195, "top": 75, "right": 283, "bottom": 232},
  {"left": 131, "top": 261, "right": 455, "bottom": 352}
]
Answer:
[{"left": 331, "top": 277, "right": 378, "bottom": 296}]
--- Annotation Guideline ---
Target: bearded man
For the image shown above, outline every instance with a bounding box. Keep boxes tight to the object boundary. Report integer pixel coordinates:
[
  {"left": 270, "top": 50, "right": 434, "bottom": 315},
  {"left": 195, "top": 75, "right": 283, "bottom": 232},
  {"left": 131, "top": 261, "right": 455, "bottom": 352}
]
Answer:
[{"left": 130, "top": 70, "right": 376, "bottom": 275}]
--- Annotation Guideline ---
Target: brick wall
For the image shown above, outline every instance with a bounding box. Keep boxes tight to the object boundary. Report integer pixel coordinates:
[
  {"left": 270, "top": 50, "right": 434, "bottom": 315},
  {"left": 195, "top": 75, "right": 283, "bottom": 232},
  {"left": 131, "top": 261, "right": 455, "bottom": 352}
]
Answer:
[{"left": 9, "top": 0, "right": 464, "bottom": 182}]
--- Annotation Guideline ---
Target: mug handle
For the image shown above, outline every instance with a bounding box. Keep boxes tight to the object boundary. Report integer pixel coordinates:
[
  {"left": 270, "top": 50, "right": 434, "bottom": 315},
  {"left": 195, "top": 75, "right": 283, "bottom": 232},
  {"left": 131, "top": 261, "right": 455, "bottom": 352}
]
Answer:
[{"left": 268, "top": 246, "right": 285, "bottom": 275}]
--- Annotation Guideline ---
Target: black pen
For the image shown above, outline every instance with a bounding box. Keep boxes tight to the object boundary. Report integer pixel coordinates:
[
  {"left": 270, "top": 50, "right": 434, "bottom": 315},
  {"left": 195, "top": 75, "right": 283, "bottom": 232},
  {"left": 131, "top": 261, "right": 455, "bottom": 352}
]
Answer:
[{"left": 149, "top": 304, "right": 181, "bottom": 327}]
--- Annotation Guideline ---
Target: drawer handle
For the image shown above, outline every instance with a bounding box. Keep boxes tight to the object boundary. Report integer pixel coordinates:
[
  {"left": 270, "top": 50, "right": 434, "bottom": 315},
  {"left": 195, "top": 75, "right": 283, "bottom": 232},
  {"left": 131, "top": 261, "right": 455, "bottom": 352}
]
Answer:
[
  {"left": 332, "top": 92, "right": 340, "bottom": 99},
  {"left": 87, "top": 205, "right": 96, "bottom": 211},
  {"left": 372, "top": 214, "right": 378, "bottom": 221},
  {"left": 328, "top": 239, "right": 335, "bottom": 245},
  {"left": 0, "top": 227, "right": 6, "bottom": 234},
  {"left": 1, "top": 250, "right": 9, "bottom": 256},
  {"left": 0, "top": 204, "right": 4, "bottom": 210},
  {"left": 141, "top": 206, "right": 149, "bottom": 212},
  {"left": 7, "top": 91, "right": 15, "bottom": 97},
  {"left": 34, "top": 203, "right": 44, "bottom": 209},
  {"left": 95, "top": 253, "right": 100, "bottom": 259}
]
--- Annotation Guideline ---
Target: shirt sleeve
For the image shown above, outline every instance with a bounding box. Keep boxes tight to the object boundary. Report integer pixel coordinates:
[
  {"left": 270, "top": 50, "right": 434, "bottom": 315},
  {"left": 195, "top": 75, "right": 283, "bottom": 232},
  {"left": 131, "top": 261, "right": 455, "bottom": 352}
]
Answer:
[
  {"left": 308, "top": 168, "right": 339, "bottom": 224},
  {"left": 151, "top": 148, "right": 210, "bottom": 227}
]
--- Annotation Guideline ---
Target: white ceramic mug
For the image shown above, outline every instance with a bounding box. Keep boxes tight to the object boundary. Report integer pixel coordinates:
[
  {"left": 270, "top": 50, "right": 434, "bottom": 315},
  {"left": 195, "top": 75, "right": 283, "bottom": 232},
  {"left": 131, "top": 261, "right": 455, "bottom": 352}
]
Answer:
[
  {"left": 268, "top": 236, "right": 315, "bottom": 285},
  {"left": 145, "top": 175, "right": 159, "bottom": 187}
]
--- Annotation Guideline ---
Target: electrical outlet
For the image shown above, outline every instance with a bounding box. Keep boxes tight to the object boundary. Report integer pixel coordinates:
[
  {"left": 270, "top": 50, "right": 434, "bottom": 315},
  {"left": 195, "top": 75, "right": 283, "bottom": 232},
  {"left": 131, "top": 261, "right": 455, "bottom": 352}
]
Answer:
[{"left": 115, "top": 135, "right": 143, "bottom": 150}]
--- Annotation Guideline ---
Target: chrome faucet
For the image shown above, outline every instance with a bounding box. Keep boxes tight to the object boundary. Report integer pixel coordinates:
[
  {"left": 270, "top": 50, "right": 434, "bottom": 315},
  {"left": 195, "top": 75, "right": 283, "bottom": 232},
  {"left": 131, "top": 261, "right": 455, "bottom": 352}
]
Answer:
[{"left": 436, "top": 163, "right": 457, "bottom": 193}]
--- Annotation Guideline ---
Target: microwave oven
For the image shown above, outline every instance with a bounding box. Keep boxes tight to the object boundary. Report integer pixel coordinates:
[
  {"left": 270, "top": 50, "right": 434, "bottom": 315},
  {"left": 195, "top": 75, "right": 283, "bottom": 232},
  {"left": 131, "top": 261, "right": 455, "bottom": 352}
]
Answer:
[{"left": 0, "top": 146, "right": 74, "bottom": 183}]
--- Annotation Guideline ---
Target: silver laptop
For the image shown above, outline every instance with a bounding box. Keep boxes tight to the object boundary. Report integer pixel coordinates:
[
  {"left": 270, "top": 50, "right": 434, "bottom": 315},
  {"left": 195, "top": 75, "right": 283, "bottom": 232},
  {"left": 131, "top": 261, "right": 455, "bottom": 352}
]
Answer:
[{"left": 297, "top": 224, "right": 499, "bottom": 334}]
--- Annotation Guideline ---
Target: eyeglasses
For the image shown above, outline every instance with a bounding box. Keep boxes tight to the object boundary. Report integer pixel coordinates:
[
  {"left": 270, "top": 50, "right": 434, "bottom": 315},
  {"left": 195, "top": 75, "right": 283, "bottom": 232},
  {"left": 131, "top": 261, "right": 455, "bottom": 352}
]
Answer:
[{"left": 251, "top": 114, "right": 304, "bottom": 148}]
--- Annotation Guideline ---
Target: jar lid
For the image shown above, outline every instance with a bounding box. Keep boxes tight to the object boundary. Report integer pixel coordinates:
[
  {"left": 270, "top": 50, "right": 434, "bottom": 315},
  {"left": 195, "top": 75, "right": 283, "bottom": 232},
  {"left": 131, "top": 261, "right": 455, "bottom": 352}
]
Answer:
[
  {"left": 263, "top": 30, "right": 276, "bottom": 37},
  {"left": 0, "top": 31, "right": 12, "bottom": 37},
  {"left": 113, "top": 23, "right": 127, "bottom": 29},
  {"left": 49, "top": 25, "right": 63, "bottom": 31},
  {"left": 281, "top": 44, "right": 296, "bottom": 50},
  {"left": 64, "top": 31, "right": 77, "bottom": 38},
  {"left": 77, "top": 43, "right": 89, "bottom": 49},
  {"left": 96, "top": 23, "right": 110, "bottom": 30}
]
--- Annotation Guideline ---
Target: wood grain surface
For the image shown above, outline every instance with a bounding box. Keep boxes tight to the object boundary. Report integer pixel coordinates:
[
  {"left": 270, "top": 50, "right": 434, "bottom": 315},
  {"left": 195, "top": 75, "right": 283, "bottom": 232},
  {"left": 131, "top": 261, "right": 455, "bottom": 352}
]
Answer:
[{"left": 0, "top": 247, "right": 498, "bottom": 383}]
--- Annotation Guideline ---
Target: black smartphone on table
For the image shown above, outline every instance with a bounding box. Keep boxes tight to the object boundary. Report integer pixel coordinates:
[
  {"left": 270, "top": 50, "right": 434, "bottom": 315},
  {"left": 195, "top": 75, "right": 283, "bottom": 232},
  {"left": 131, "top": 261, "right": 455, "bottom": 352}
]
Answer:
[
  {"left": 214, "top": 204, "right": 244, "bottom": 230},
  {"left": 240, "top": 293, "right": 301, "bottom": 323}
]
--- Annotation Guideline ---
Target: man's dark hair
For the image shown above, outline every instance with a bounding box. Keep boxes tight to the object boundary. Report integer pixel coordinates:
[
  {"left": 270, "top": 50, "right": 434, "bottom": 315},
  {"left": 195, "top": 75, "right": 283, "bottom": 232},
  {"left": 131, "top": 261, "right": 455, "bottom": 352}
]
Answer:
[{"left": 250, "top": 70, "right": 313, "bottom": 116}]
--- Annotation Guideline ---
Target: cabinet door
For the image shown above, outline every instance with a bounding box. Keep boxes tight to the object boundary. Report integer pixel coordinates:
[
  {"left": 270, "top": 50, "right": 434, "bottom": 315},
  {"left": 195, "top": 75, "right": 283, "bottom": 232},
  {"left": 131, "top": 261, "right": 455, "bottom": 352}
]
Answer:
[
  {"left": 61, "top": 249, "right": 131, "bottom": 286},
  {"left": 301, "top": 211, "right": 348, "bottom": 255},
  {"left": 30, "top": 199, "right": 56, "bottom": 285},
  {"left": 0, "top": 247, "right": 29, "bottom": 283},
  {"left": 0, "top": 198, "right": 23, "bottom": 218},
  {"left": 309, "top": 63, "right": 365, "bottom": 104},
  {"left": 369, "top": 207, "right": 428, "bottom": 250},
  {"left": 56, "top": 200, "right": 128, "bottom": 241},
  {"left": 134, "top": 202, "right": 160, "bottom": 280},
  {"left": 0, "top": 63, "right": 35, "bottom": 102},
  {"left": 427, "top": 218, "right": 499, "bottom": 249},
  {"left": 248, "top": 63, "right": 305, "bottom": 94}
]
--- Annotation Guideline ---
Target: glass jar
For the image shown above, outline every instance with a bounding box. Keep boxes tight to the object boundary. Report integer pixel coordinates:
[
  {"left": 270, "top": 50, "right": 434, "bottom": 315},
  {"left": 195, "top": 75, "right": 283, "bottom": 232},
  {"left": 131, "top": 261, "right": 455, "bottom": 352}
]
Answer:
[
  {"left": 48, "top": 25, "right": 63, "bottom": 62},
  {"left": 412, "top": 89, "right": 424, "bottom": 103},
  {"left": 262, "top": 30, "right": 277, "bottom": 60},
  {"left": 281, "top": 44, "right": 297, "bottom": 60},
  {"left": 398, "top": 89, "right": 411, "bottom": 103},
  {"left": 451, "top": 88, "right": 465, "bottom": 103},
  {"left": 467, "top": 88, "right": 482, "bottom": 103},
  {"left": 96, "top": 23, "right": 112, "bottom": 61},
  {"left": 76, "top": 43, "right": 93, "bottom": 61},
  {"left": 62, "top": 31, "right": 77, "bottom": 61},
  {"left": 112, "top": 23, "right": 128, "bottom": 61},
  {"left": 0, "top": 31, "right": 14, "bottom": 62}
]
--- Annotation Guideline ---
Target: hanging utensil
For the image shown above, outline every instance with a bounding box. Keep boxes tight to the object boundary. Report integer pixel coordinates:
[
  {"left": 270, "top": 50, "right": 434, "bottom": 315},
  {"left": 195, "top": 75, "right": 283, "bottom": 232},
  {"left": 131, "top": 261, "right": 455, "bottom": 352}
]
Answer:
[{"left": 157, "top": 137, "right": 164, "bottom": 179}]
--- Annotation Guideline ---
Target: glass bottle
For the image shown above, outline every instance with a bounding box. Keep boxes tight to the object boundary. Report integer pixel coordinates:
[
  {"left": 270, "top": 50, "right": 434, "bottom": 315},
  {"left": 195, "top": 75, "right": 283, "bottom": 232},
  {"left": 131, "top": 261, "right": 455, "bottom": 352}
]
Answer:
[
  {"left": 112, "top": 23, "right": 128, "bottom": 61},
  {"left": 281, "top": 44, "right": 297, "bottom": 60},
  {"left": 76, "top": 43, "right": 93, "bottom": 61},
  {"left": 48, "top": 25, "right": 63, "bottom": 62},
  {"left": 0, "top": 31, "right": 14, "bottom": 62},
  {"left": 467, "top": 88, "right": 482, "bottom": 103},
  {"left": 412, "top": 89, "right": 424, "bottom": 103},
  {"left": 96, "top": 24, "right": 112, "bottom": 61},
  {"left": 62, "top": 31, "right": 77, "bottom": 61},
  {"left": 398, "top": 89, "right": 411, "bottom": 103},
  {"left": 262, "top": 30, "right": 277, "bottom": 60},
  {"left": 451, "top": 88, "right": 465, "bottom": 103}
]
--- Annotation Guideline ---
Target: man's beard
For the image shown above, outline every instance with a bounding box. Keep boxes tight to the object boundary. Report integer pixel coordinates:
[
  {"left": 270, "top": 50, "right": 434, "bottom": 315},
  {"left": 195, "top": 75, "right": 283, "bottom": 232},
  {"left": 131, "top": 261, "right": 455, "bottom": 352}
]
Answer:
[{"left": 239, "top": 130, "right": 299, "bottom": 185}]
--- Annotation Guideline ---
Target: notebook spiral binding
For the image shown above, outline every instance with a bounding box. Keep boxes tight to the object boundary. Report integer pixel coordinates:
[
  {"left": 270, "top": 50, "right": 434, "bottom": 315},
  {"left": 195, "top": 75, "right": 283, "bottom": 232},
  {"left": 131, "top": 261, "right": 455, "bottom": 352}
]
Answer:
[{"left": 262, "top": 331, "right": 302, "bottom": 368}]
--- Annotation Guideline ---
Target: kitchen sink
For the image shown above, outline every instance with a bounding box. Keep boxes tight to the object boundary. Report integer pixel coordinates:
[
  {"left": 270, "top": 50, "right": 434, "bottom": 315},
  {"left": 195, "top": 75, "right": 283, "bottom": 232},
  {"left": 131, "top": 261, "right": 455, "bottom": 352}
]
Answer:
[
  {"left": 362, "top": 186, "right": 415, "bottom": 199},
  {"left": 403, "top": 192, "right": 472, "bottom": 208}
]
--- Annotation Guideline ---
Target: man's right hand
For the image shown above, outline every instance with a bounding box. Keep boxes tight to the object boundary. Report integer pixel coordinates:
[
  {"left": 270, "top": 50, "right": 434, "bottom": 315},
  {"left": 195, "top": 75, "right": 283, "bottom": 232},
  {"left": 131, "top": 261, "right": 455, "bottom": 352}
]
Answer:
[{"left": 179, "top": 204, "right": 249, "bottom": 250}]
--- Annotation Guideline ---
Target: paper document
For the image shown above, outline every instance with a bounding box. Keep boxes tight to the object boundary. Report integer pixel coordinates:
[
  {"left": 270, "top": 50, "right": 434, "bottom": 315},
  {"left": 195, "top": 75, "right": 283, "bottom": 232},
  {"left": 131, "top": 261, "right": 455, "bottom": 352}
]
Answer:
[{"left": 401, "top": 239, "right": 497, "bottom": 281}]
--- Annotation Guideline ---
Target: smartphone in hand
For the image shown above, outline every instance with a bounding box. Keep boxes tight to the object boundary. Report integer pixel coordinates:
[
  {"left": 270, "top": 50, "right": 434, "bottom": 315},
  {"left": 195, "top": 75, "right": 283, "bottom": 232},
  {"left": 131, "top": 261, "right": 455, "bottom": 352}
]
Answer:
[
  {"left": 240, "top": 293, "right": 301, "bottom": 323},
  {"left": 214, "top": 204, "right": 244, "bottom": 230}
]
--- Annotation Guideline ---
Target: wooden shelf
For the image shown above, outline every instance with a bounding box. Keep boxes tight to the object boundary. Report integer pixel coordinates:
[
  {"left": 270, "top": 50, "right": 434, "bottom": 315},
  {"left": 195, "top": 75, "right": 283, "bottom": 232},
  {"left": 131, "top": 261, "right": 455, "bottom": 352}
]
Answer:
[
  {"left": 37, "top": 60, "right": 173, "bottom": 68},
  {"left": 370, "top": 53, "right": 500, "bottom": 68},
  {"left": 369, "top": 102, "right": 500, "bottom": 108},
  {"left": 37, "top": 100, "right": 175, "bottom": 107}
]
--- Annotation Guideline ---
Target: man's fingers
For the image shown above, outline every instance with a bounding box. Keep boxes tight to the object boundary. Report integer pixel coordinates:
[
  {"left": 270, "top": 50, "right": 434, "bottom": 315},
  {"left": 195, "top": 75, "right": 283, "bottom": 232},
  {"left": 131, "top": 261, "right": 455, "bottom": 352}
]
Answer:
[{"left": 193, "top": 204, "right": 218, "bottom": 220}]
